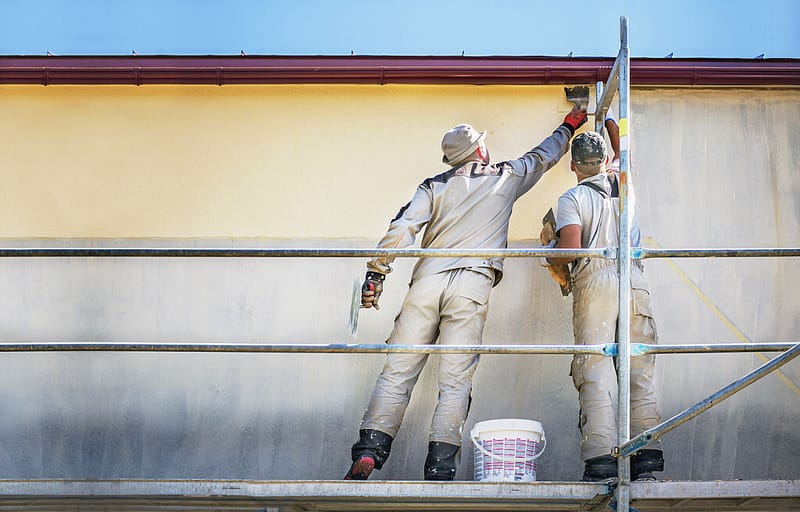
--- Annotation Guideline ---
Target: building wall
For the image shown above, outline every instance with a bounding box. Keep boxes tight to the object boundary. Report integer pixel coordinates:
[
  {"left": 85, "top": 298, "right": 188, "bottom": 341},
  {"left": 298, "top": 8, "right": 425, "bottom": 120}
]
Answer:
[
  {"left": 0, "top": 84, "right": 798, "bottom": 481},
  {"left": 0, "top": 84, "right": 573, "bottom": 240}
]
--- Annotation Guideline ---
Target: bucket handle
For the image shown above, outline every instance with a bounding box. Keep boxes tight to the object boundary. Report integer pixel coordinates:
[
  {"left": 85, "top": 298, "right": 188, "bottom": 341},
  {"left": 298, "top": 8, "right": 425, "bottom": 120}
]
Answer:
[{"left": 470, "top": 433, "right": 547, "bottom": 463}]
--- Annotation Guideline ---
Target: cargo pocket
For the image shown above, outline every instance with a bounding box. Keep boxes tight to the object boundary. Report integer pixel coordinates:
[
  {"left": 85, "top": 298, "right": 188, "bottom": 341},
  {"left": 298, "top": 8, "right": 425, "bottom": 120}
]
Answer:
[
  {"left": 632, "top": 288, "right": 658, "bottom": 342},
  {"left": 459, "top": 271, "right": 492, "bottom": 306},
  {"left": 570, "top": 354, "right": 588, "bottom": 391},
  {"left": 632, "top": 288, "right": 653, "bottom": 318}
]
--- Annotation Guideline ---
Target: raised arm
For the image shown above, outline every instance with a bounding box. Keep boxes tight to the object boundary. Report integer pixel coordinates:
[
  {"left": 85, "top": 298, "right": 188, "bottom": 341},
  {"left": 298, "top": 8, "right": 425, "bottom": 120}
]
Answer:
[
  {"left": 506, "top": 107, "right": 587, "bottom": 197},
  {"left": 605, "top": 117, "right": 620, "bottom": 169}
]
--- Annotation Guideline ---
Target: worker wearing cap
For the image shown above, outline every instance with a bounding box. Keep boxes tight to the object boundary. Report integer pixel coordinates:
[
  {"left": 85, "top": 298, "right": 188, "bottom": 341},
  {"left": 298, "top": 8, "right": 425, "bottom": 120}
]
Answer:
[
  {"left": 344, "top": 107, "right": 588, "bottom": 481},
  {"left": 548, "top": 131, "right": 665, "bottom": 481}
]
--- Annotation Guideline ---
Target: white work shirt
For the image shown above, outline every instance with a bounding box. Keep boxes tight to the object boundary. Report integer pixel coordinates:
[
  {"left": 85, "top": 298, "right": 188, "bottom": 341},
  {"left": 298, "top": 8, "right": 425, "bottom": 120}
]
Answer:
[
  {"left": 555, "top": 172, "right": 641, "bottom": 280},
  {"left": 368, "top": 125, "right": 573, "bottom": 285}
]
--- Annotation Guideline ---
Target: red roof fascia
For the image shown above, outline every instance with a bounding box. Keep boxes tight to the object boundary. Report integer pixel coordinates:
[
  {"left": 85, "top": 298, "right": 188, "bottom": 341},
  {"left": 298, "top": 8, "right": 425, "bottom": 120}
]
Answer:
[{"left": 1, "top": 56, "right": 798, "bottom": 86}]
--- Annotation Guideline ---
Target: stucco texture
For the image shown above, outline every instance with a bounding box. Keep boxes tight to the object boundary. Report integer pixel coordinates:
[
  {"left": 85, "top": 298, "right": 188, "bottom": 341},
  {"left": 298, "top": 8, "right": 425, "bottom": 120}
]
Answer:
[{"left": 0, "top": 84, "right": 797, "bottom": 481}]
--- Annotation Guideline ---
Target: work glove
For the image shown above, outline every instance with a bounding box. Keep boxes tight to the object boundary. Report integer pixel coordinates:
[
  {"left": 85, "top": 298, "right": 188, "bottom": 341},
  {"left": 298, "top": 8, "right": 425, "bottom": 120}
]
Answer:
[
  {"left": 540, "top": 208, "right": 572, "bottom": 296},
  {"left": 541, "top": 241, "right": 572, "bottom": 296},
  {"left": 561, "top": 107, "right": 588, "bottom": 134},
  {"left": 361, "top": 271, "right": 385, "bottom": 309}
]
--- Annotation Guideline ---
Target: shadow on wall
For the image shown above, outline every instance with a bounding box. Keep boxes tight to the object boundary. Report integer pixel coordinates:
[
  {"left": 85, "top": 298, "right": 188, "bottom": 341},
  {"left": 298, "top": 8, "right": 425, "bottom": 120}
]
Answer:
[{"left": 0, "top": 239, "right": 797, "bottom": 481}]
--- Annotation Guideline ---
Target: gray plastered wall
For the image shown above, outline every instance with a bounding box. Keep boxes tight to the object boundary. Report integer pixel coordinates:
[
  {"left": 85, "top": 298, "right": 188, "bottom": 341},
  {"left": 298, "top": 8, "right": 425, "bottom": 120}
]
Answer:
[{"left": 0, "top": 88, "right": 798, "bottom": 481}]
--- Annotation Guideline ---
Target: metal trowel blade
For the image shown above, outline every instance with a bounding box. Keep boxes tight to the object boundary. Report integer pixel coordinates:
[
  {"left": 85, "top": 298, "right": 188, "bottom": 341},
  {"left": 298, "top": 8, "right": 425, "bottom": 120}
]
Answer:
[
  {"left": 348, "top": 276, "right": 361, "bottom": 337},
  {"left": 564, "top": 86, "right": 590, "bottom": 109}
]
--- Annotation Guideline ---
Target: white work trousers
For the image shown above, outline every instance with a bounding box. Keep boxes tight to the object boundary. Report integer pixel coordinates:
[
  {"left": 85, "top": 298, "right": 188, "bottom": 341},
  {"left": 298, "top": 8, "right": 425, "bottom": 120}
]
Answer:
[
  {"left": 360, "top": 268, "right": 493, "bottom": 446},
  {"left": 571, "top": 264, "right": 663, "bottom": 461}
]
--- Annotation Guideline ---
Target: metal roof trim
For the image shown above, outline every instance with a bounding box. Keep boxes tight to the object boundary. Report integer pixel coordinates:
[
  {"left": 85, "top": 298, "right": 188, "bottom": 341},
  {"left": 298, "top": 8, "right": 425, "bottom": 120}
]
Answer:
[{"left": 1, "top": 55, "right": 798, "bottom": 86}]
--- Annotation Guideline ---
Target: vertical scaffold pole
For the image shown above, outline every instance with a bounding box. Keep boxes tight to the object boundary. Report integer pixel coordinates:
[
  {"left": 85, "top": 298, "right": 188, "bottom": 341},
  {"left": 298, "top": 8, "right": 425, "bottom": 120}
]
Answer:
[
  {"left": 616, "top": 15, "right": 633, "bottom": 512},
  {"left": 595, "top": 81, "right": 605, "bottom": 133}
]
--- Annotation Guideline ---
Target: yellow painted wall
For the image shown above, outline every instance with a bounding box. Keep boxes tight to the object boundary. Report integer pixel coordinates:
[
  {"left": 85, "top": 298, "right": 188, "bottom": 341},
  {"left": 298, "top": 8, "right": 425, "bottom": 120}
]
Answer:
[{"left": 0, "top": 84, "right": 575, "bottom": 239}]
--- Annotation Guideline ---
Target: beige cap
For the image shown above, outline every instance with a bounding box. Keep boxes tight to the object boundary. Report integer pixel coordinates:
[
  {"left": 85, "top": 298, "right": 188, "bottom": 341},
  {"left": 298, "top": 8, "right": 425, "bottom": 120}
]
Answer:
[{"left": 441, "top": 124, "right": 487, "bottom": 166}]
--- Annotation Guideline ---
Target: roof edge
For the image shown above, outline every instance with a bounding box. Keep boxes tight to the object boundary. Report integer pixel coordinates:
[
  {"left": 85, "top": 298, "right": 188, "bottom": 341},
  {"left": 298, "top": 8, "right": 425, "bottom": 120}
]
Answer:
[{"left": 1, "top": 55, "right": 799, "bottom": 86}]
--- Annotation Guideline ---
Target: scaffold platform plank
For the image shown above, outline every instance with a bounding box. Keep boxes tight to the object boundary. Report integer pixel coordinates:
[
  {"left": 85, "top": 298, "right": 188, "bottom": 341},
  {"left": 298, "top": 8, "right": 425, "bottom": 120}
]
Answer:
[{"left": 0, "top": 479, "right": 798, "bottom": 511}]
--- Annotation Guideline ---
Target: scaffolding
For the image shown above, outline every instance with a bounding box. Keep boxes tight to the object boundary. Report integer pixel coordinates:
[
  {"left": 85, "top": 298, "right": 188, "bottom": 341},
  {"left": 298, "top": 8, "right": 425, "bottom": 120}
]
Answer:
[
  {"left": 0, "top": 16, "right": 798, "bottom": 512},
  {"left": 593, "top": 18, "right": 798, "bottom": 510}
]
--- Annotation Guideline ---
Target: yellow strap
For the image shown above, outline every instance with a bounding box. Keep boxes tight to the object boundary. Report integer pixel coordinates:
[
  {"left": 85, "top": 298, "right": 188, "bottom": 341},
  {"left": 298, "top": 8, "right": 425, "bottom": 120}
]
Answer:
[{"left": 618, "top": 117, "right": 629, "bottom": 137}]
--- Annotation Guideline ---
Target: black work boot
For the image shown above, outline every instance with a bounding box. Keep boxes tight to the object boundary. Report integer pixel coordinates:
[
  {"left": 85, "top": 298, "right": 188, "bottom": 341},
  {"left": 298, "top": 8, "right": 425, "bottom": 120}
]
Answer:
[
  {"left": 424, "top": 441, "right": 460, "bottom": 481},
  {"left": 344, "top": 429, "right": 394, "bottom": 480},
  {"left": 632, "top": 449, "right": 664, "bottom": 481},
  {"left": 582, "top": 455, "right": 618, "bottom": 482},
  {"left": 344, "top": 454, "right": 376, "bottom": 480}
]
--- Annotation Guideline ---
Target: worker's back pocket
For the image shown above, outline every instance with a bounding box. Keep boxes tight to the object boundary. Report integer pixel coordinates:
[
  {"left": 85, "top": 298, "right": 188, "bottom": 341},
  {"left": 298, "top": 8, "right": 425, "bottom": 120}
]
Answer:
[
  {"left": 632, "top": 287, "right": 654, "bottom": 319},
  {"left": 631, "top": 287, "right": 658, "bottom": 343},
  {"left": 458, "top": 270, "right": 493, "bottom": 306}
]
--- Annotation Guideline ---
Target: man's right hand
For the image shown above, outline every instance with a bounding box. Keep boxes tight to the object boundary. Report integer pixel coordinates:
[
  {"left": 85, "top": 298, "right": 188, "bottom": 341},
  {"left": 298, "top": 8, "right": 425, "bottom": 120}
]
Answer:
[
  {"left": 361, "top": 271, "right": 385, "bottom": 309},
  {"left": 562, "top": 107, "right": 588, "bottom": 133}
]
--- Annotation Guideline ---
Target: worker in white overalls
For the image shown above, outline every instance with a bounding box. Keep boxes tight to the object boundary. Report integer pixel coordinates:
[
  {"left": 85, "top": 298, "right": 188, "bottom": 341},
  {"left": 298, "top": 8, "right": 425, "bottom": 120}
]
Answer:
[
  {"left": 549, "top": 131, "right": 665, "bottom": 481},
  {"left": 345, "top": 107, "right": 588, "bottom": 481}
]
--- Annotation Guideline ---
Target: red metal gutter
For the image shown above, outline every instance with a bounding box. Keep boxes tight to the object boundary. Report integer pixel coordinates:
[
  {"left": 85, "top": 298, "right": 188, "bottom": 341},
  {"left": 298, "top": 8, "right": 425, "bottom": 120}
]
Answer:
[{"left": 1, "top": 56, "right": 798, "bottom": 86}]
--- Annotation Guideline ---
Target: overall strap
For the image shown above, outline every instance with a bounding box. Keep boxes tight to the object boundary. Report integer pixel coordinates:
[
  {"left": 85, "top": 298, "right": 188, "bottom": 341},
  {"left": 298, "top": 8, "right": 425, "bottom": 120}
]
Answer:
[
  {"left": 571, "top": 174, "right": 620, "bottom": 277},
  {"left": 578, "top": 173, "right": 619, "bottom": 198}
]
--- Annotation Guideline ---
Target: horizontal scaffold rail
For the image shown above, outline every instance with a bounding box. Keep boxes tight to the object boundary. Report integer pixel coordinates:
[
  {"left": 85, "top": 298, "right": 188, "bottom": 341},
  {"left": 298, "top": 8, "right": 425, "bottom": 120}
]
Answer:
[
  {"left": 638, "top": 247, "right": 800, "bottom": 258},
  {"left": 0, "top": 342, "right": 612, "bottom": 355},
  {"left": 0, "top": 246, "right": 798, "bottom": 259},
  {"left": 618, "top": 342, "right": 800, "bottom": 457},
  {"left": 634, "top": 342, "right": 798, "bottom": 355},
  {"left": 0, "top": 247, "right": 608, "bottom": 258},
  {"left": 0, "top": 342, "right": 795, "bottom": 355}
]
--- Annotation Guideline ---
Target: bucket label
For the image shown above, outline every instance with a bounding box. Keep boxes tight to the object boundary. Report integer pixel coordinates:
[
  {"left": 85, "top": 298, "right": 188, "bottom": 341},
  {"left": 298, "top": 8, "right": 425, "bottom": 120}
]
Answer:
[{"left": 474, "top": 437, "right": 539, "bottom": 482}]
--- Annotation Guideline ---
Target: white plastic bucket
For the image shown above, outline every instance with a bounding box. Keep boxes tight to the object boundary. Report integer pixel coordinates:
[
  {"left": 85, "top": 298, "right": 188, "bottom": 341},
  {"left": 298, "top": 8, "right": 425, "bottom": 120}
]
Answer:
[{"left": 470, "top": 419, "right": 546, "bottom": 482}]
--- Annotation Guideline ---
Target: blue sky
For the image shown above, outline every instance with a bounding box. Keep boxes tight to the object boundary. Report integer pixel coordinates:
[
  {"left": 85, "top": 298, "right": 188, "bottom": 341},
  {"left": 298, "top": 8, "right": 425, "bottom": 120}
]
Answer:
[{"left": 1, "top": 0, "right": 798, "bottom": 58}]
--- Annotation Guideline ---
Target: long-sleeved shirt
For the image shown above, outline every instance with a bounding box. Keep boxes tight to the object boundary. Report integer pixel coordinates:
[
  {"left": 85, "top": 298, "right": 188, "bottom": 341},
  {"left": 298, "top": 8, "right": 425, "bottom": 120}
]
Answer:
[{"left": 367, "top": 124, "right": 573, "bottom": 285}]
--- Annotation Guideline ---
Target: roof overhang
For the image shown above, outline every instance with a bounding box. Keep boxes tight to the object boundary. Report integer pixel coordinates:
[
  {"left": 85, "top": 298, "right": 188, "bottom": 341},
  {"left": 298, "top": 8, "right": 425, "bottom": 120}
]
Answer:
[{"left": 1, "top": 55, "right": 799, "bottom": 86}]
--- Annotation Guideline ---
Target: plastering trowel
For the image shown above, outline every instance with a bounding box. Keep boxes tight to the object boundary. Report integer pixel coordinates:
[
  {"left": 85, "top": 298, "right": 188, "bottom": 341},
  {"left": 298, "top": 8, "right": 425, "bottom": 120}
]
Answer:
[
  {"left": 348, "top": 276, "right": 379, "bottom": 337},
  {"left": 564, "top": 86, "right": 590, "bottom": 110},
  {"left": 348, "top": 276, "right": 362, "bottom": 337}
]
